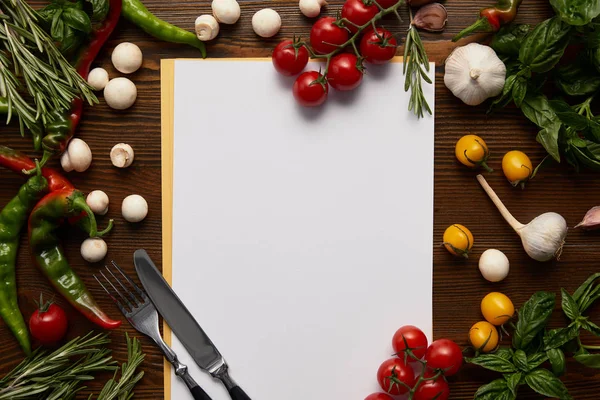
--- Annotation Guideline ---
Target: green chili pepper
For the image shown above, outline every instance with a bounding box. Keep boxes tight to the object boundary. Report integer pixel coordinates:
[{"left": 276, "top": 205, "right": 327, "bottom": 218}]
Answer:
[
  {"left": 28, "top": 189, "right": 121, "bottom": 329},
  {"left": 122, "top": 0, "right": 206, "bottom": 57},
  {"left": 0, "top": 162, "right": 48, "bottom": 355}
]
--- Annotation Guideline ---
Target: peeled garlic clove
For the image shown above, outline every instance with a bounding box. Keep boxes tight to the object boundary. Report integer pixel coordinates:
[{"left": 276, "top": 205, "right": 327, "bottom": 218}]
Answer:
[
  {"left": 575, "top": 206, "right": 600, "bottom": 230},
  {"left": 299, "top": 0, "right": 327, "bottom": 18},
  {"left": 444, "top": 43, "right": 507, "bottom": 106},
  {"left": 195, "top": 15, "right": 220, "bottom": 41},
  {"left": 412, "top": 3, "right": 448, "bottom": 32},
  {"left": 212, "top": 0, "right": 241, "bottom": 24}
]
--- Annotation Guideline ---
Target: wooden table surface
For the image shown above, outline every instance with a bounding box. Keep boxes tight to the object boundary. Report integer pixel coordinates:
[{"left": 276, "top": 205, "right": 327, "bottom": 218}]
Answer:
[{"left": 1, "top": 0, "right": 600, "bottom": 398}]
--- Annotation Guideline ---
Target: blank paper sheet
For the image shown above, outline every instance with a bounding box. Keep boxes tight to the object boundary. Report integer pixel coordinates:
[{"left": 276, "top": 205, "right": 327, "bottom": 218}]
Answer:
[{"left": 168, "top": 59, "right": 435, "bottom": 400}]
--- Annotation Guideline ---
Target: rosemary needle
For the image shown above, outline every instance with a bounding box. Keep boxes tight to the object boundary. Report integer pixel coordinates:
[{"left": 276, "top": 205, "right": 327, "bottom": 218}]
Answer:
[{"left": 404, "top": 12, "right": 433, "bottom": 119}]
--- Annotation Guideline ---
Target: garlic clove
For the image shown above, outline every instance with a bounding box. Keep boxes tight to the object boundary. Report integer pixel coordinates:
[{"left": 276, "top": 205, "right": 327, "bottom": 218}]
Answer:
[
  {"left": 412, "top": 3, "right": 448, "bottom": 32},
  {"left": 575, "top": 206, "right": 600, "bottom": 230},
  {"left": 444, "top": 43, "right": 507, "bottom": 106},
  {"left": 518, "top": 213, "right": 567, "bottom": 262},
  {"left": 212, "top": 0, "right": 241, "bottom": 24},
  {"left": 299, "top": 0, "right": 327, "bottom": 18},
  {"left": 110, "top": 143, "right": 135, "bottom": 168},
  {"left": 195, "top": 15, "right": 220, "bottom": 41}
]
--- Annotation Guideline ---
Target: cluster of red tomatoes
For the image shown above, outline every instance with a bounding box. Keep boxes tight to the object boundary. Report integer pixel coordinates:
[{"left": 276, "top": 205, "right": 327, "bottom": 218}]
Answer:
[
  {"left": 365, "top": 325, "right": 463, "bottom": 400},
  {"left": 272, "top": 0, "right": 401, "bottom": 107}
]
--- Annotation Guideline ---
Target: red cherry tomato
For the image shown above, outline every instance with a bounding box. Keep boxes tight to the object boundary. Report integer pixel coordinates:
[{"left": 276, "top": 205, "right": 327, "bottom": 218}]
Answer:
[
  {"left": 29, "top": 298, "right": 68, "bottom": 346},
  {"left": 360, "top": 28, "right": 397, "bottom": 64},
  {"left": 413, "top": 372, "right": 450, "bottom": 400},
  {"left": 327, "top": 53, "right": 363, "bottom": 91},
  {"left": 310, "top": 17, "right": 350, "bottom": 54},
  {"left": 365, "top": 394, "right": 394, "bottom": 400},
  {"left": 377, "top": 0, "right": 400, "bottom": 8},
  {"left": 424, "top": 339, "right": 463, "bottom": 377},
  {"left": 341, "top": 0, "right": 378, "bottom": 33},
  {"left": 376, "top": 358, "right": 415, "bottom": 396},
  {"left": 293, "top": 71, "right": 329, "bottom": 107},
  {"left": 392, "top": 325, "right": 429, "bottom": 360},
  {"left": 272, "top": 40, "right": 309, "bottom": 76}
]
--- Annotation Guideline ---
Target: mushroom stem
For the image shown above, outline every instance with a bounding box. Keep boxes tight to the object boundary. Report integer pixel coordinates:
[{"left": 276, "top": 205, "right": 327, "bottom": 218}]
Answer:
[{"left": 477, "top": 174, "right": 525, "bottom": 231}]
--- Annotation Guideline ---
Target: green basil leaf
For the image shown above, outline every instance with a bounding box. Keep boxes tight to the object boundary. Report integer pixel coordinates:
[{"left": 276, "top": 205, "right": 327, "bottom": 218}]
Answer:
[
  {"left": 527, "top": 352, "right": 548, "bottom": 369},
  {"left": 574, "top": 353, "right": 600, "bottom": 368},
  {"left": 505, "top": 372, "right": 522, "bottom": 396},
  {"left": 513, "top": 350, "right": 529, "bottom": 372},
  {"left": 544, "top": 326, "right": 580, "bottom": 350},
  {"left": 587, "top": 118, "right": 600, "bottom": 142},
  {"left": 467, "top": 352, "right": 517, "bottom": 373},
  {"left": 519, "top": 17, "right": 572, "bottom": 73},
  {"left": 571, "top": 145, "right": 600, "bottom": 171},
  {"left": 50, "top": 9, "right": 65, "bottom": 42},
  {"left": 522, "top": 94, "right": 558, "bottom": 128},
  {"left": 513, "top": 291, "right": 556, "bottom": 350},
  {"left": 85, "top": 0, "right": 109, "bottom": 22},
  {"left": 491, "top": 24, "right": 531, "bottom": 57},
  {"left": 525, "top": 368, "right": 572, "bottom": 399},
  {"left": 547, "top": 348, "right": 567, "bottom": 377},
  {"left": 512, "top": 77, "right": 527, "bottom": 108},
  {"left": 549, "top": 99, "right": 590, "bottom": 131},
  {"left": 555, "top": 61, "right": 600, "bottom": 96},
  {"left": 550, "top": 0, "right": 600, "bottom": 26},
  {"left": 573, "top": 273, "right": 600, "bottom": 309},
  {"left": 580, "top": 319, "right": 600, "bottom": 336},
  {"left": 59, "top": 25, "right": 85, "bottom": 57},
  {"left": 561, "top": 288, "right": 581, "bottom": 320},
  {"left": 536, "top": 124, "right": 562, "bottom": 162},
  {"left": 62, "top": 8, "right": 91, "bottom": 33},
  {"left": 474, "top": 378, "right": 511, "bottom": 400}
]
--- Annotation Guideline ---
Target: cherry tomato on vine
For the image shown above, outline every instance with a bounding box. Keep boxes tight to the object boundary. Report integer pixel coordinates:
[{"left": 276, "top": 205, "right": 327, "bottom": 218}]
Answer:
[
  {"left": 310, "top": 17, "right": 350, "bottom": 54},
  {"left": 327, "top": 53, "right": 363, "bottom": 91},
  {"left": 469, "top": 321, "right": 499, "bottom": 353},
  {"left": 341, "top": 0, "right": 378, "bottom": 33},
  {"left": 293, "top": 71, "right": 328, "bottom": 107},
  {"left": 272, "top": 39, "right": 309, "bottom": 76},
  {"left": 359, "top": 28, "right": 397, "bottom": 64},
  {"left": 443, "top": 224, "right": 474, "bottom": 258},
  {"left": 413, "top": 372, "right": 450, "bottom": 400},
  {"left": 481, "top": 292, "right": 514, "bottom": 326},
  {"left": 455, "top": 134, "right": 493, "bottom": 172},
  {"left": 502, "top": 150, "right": 533, "bottom": 186},
  {"left": 29, "top": 296, "right": 68, "bottom": 346},
  {"left": 376, "top": 358, "right": 415, "bottom": 395},
  {"left": 377, "top": 0, "right": 400, "bottom": 8},
  {"left": 392, "top": 325, "right": 428, "bottom": 360},
  {"left": 424, "top": 339, "right": 463, "bottom": 376},
  {"left": 364, "top": 394, "right": 394, "bottom": 400}
]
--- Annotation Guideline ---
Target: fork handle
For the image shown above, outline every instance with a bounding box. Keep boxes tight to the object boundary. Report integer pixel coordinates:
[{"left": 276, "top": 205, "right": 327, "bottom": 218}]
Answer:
[
  {"left": 177, "top": 365, "right": 212, "bottom": 400},
  {"left": 188, "top": 381, "right": 213, "bottom": 400}
]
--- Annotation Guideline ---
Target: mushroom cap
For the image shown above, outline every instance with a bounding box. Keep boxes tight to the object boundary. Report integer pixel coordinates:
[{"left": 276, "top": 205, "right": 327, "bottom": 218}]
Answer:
[
  {"left": 104, "top": 77, "right": 138, "bottom": 110},
  {"left": 81, "top": 238, "right": 108, "bottom": 263},
  {"left": 88, "top": 68, "right": 109, "bottom": 91},
  {"left": 111, "top": 42, "right": 143, "bottom": 74},
  {"left": 67, "top": 138, "right": 92, "bottom": 172},
  {"left": 87, "top": 190, "right": 110, "bottom": 215},
  {"left": 122, "top": 194, "right": 148, "bottom": 223},
  {"left": 212, "top": 0, "right": 241, "bottom": 24},
  {"left": 252, "top": 8, "right": 282, "bottom": 38}
]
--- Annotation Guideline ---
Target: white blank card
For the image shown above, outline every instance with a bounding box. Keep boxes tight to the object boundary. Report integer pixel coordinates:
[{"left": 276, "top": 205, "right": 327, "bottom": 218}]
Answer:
[{"left": 167, "top": 59, "right": 435, "bottom": 400}]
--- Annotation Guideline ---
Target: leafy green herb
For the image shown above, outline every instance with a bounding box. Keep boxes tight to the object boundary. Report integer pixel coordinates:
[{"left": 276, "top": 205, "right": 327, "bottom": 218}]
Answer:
[
  {"left": 86, "top": 0, "right": 110, "bottom": 22},
  {"left": 550, "top": 0, "right": 600, "bottom": 26},
  {"left": 404, "top": 25, "right": 432, "bottom": 119},
  {"left": 513, "top": 291, "right": 555, "bottom": 350},
  {"left": 518, "top": 17, "right": 572, "bottom": 74},
  {"left": 491, "top": 24, "right": 530, "bottom": 59},
  {"left": 524, "top": 368, "right": 571, "bottom": 399},
  {"left": 547, "top": 348, "right": 567, "bottom": 376}
]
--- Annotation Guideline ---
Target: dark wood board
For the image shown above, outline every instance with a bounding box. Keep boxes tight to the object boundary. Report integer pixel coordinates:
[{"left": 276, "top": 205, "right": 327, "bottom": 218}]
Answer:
[{"left": 0, "top": 0, "right": 599, "bottom": 398}]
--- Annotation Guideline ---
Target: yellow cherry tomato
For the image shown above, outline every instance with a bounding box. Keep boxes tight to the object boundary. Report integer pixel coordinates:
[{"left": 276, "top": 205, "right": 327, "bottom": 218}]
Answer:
[
  {"left": 469, "top": 321, "right": 499, "bottom": 353},
  {"left": 455, "top": 135, "right": 493, "bottom": 172},
  {"left": 502, "top": 151, "right": 533, "bottom": 186},
  {"left": 481, "top": 292, "right": 515, "bottom": 326},
  {"left": 443, "top": 224, "right": 474, "bottom": 258}
]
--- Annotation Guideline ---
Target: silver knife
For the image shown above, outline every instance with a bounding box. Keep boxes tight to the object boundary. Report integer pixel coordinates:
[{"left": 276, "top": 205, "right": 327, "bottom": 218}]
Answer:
[{"left": 133, "top": 249, "right": 251, "bottom": 400}]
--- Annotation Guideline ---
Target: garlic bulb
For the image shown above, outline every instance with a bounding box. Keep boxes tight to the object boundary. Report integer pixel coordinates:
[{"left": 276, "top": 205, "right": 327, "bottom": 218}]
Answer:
[
  {"left": 444, "top": 43, "right": 506, "bottom": 106},
  {"left": 477, "top": 175, "right": 567, "bottom": 262},
  {"left": 299, "top": 0, "right": 327, "bottom": 18},
  {"left": 212, "top": 0, "right": 241, "bottom": 24},
  {"left": 195, "top": 15, "right": 220, "bottom": 41}
]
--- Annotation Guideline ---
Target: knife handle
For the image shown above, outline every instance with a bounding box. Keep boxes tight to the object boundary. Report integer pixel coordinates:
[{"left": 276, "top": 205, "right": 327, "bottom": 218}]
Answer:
[
  {"left": 228, "top": 386, "right": 251, "bottom": 400},
  {"left": 190, "top": 385, "right": 213, "bottom": 400}
]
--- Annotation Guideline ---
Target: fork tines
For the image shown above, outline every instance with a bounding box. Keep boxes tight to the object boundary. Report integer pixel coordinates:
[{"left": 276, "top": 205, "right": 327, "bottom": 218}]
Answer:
[{"left": 94, "top": 261, "right": 148, "bottom": 315}]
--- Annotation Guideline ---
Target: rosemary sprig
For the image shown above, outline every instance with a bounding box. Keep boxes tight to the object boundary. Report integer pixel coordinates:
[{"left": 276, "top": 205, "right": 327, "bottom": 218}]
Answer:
[
  {"left": 403, "top": 15, "right": 433, "bottom": 118},
  {"left": 0, "top": 0, "right": 97, "bottom": 139}
]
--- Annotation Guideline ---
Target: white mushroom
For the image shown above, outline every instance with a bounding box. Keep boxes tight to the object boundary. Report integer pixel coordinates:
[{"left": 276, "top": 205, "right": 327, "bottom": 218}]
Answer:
[
  {"left": 212, "top": 0, "right": 241, "bottom": 24},
  {"left": 478, "top": 249, "right": 510, "bottom": 283},
  {"left": 111, "top": 42, "right": 143, "bottom": 74},
  {"left": 252, "top": 9, "right": 281, "bottom": 38},
  {"left": 122, "top": 194, "right": 148, "bottom": 223},
  {"left": 87, "top": 68, "right": 109, "bottom": 91},
  {"left": 81, "top": 237, "right": 108, "bottom": 263},
  {"left": 65, "top": 138, "right": 92, "bottom": 172},
  {"left": 195, "top": 15, "right": 220, "bottom": 41},
  {"left": 104, "top": 77, "right": 137, "bottom": 110},
  {"left": 86, "top": 190, "right": 109, "bottom": 215},
  {"left": 110, "top": 143, "right": 135, "bottom": 168},
  {"left": 299, "top": 0, "right": 327, "bottom": 18}
]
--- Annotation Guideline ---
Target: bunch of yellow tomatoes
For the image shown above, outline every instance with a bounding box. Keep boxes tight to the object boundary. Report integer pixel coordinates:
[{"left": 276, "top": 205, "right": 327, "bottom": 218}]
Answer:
[{"left": 469, "top": 292, "right": 515, "bottom": 353}]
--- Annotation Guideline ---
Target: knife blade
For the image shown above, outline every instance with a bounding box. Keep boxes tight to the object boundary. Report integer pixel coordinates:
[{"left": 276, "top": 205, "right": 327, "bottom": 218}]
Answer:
[{"left": 133, "top": 249, "right": 252, "bottom": 400}]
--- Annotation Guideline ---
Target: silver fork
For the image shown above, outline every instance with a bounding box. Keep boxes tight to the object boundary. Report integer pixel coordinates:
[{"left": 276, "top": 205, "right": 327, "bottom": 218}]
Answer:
[{"left": 95, "top": 261, "right": 212, "bottom": 400}]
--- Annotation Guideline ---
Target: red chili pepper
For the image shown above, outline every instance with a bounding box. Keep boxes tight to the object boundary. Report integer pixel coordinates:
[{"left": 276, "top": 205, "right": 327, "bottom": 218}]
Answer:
[
  {"left": 40, "top": 0, "right": 123, "bottom": 167},
  {"left": 28, "top": 189, "right": 121, "bottom": 330},
  {"left": 452, "top": 0, "right": 523, "bottom": 42},
  {"left": 0, "top": 145, "right": 72, "bottom": 192}
]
